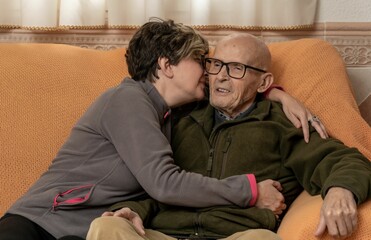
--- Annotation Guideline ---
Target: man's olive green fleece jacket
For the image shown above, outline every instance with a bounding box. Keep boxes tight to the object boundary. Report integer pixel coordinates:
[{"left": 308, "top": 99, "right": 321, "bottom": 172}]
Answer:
[{"left": 110, "top": 99, "right": 371, "bottom": 239}]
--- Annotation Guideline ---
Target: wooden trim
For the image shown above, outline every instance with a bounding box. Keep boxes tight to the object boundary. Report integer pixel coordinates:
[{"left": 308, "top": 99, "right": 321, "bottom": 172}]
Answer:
[{"left": 1, "top": 22, "right": 371, "bottom": 66}]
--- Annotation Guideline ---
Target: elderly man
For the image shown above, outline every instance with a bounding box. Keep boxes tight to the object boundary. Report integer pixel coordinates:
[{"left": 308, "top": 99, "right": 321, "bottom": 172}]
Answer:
[{"left": 86, "top": 33, "right": 370, "bottom": 240}]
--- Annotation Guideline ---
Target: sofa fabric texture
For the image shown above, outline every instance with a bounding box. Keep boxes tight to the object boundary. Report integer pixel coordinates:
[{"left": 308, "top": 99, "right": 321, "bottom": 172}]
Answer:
[{"left": 0, "top": 39, "right": 370, "bottom": 239}]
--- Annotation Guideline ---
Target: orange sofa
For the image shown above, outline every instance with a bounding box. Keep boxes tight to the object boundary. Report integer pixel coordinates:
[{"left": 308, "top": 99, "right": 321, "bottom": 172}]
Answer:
[{"left": 0, "top": 39, "right": 370, "bottom": 239}]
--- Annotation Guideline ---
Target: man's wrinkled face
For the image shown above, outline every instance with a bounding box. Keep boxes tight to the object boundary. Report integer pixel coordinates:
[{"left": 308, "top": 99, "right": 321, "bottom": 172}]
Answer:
[{"left": 208, "top": 38, "right": 264, "bottom": 118}]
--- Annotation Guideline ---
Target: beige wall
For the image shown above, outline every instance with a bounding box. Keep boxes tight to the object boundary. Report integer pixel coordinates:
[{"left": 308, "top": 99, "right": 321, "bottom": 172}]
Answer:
[
  {"left": 314, "top": 0, "right": 371, "bottom": 125},
  {"left": 316, "top": 0, "right": 371, "bottom": 22}
]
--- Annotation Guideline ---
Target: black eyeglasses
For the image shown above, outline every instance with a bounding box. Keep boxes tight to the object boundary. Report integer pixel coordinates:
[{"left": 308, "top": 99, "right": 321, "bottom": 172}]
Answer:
[{"left": 204, "top": 57, "right": 266, "bottom": 79}]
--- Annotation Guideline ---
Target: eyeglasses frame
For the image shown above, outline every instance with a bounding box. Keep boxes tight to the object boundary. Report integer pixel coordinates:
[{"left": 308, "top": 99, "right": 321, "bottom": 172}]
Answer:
[{"left": 204, "top": 57, "right": 266, "bottom": 79}]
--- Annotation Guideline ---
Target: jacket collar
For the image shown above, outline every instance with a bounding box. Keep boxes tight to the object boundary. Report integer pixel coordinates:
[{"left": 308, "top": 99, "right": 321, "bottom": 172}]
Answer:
[
  {"left": 130, "top": 78, "right": 171, "bottom": 124},
  {"left": 189, "top": 99, "right": 273, "bottom": 134}
]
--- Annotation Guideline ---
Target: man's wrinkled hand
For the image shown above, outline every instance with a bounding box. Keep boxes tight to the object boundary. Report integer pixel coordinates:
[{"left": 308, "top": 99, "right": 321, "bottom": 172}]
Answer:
[{"left": 315, "top": 187, "right": 357, "bottom": 239}]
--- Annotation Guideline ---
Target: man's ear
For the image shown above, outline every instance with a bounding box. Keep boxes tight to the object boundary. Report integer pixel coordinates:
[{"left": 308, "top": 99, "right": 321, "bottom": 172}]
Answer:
[
  {"left": 158, "top": 57, "right": 174, "bottom": 78},
  {"left": 257, "top": 73, "right": 274, "bottom": 93}
]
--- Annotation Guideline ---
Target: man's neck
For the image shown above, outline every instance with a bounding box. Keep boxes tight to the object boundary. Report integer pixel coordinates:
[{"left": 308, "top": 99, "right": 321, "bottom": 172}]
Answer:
[
  {"left": 217, "top": 102, "right": 255, "bottom": 120},
  {"left": 214, "top": 101, "right": 257, "bottom": 128}
]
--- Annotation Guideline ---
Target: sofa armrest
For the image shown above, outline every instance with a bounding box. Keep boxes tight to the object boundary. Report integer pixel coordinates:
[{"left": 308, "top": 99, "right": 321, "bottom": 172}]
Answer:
[
  {"left": 0, "top": 43, "right": 127, "bottom": 215},
  {"left": 277, "top": 191, "right": 371, "bottom": 240}
]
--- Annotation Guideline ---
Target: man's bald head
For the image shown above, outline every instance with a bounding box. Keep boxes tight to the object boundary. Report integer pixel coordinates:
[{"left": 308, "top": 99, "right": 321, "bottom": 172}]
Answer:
[
  {"left": 214, "top": 33, "right": 271, "bottom": 71},
  {"left": 207, "top": 33, "right": 274, "bottom": 118}
]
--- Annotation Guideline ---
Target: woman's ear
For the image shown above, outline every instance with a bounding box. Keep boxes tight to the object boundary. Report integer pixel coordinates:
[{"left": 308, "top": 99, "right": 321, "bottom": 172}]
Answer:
[
  {"left": 257, "top": 73, "right": 274, "bottom": 93},
  {"left": 157, "top": 57, "right": 174, "bottom": 78}
]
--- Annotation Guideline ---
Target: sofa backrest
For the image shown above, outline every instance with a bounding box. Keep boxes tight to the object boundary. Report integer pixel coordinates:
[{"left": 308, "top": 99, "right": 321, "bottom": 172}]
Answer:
[
  {"left": 268, "top": 39, "right": 370, "bottom": 158},
  {"left": 0, "top": 39, "right": 370, "bottom": 215}
]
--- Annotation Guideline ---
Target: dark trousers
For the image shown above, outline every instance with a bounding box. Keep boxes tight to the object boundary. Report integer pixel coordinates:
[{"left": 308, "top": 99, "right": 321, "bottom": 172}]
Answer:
[{"left": 0, "top": 214, "right": 84, "bottom": 240}]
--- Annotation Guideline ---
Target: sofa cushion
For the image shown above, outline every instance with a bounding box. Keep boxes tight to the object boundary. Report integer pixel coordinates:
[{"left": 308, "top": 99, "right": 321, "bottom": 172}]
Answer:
[{"left": 278, "top": 191, "right": 371, "bottom": 240}]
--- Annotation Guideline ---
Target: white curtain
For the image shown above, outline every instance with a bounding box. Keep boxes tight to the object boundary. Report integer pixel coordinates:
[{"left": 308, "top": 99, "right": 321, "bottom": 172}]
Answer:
[{"left": 0, "top": 0, "right": 318, "bottom": 30}]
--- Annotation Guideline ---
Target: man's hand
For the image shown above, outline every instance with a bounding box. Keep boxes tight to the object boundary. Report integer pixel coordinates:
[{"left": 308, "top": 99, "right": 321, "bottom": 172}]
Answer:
[
  {"left": 102, "top": 207, "right": 145, "bottom": 236},
  {"left": 256, "top": 179, "right": 286, "bottom": 215},
  {"left": 315, "top": 187, "right": 358, "bottom": 239}
]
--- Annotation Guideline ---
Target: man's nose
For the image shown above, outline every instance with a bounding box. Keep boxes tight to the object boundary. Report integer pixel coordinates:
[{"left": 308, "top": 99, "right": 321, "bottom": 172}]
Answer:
[{"left": 217, "top": 65, "right": 229, "bottom": 80}]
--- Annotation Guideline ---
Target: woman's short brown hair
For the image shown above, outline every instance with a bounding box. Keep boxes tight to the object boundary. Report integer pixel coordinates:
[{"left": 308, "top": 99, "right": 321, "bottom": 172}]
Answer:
[{"left": 126, "top": 18, "right": 209, "bottom": 82}]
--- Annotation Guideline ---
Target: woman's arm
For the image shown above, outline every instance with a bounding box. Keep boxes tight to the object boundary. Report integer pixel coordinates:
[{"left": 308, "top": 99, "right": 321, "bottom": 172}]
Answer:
[
  {"left": 100, "top": 84, "right": 253, "bottom": 208},
  {"left": 266, "top": 87, "right": 328, "bottom": 143}
]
